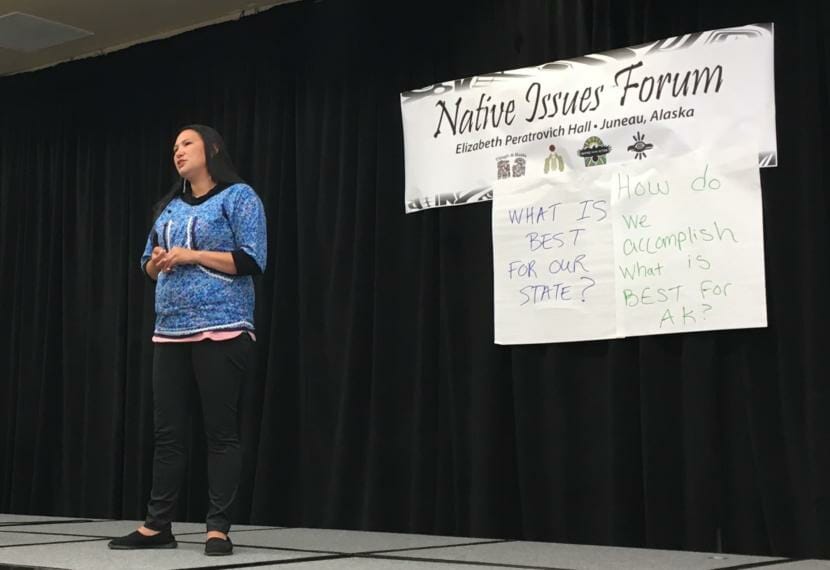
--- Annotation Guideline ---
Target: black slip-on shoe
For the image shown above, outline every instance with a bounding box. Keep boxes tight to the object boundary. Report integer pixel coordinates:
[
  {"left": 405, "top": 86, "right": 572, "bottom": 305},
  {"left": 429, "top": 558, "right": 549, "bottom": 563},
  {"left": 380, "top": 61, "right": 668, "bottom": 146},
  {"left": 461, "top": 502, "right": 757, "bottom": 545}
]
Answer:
[
  {"left": 107, "top": 529, "right": 177, "bottom": 550},
  {"left": 205, "top": 536, "right": 233, "bottom": 556}
]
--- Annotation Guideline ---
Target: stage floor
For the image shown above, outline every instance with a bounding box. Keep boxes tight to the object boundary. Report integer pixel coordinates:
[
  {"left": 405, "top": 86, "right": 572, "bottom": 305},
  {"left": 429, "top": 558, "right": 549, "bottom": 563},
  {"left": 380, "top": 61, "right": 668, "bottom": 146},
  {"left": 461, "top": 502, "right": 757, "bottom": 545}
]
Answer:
[{"left": 0, "top": 514, "right": 826, "bottom": 570}]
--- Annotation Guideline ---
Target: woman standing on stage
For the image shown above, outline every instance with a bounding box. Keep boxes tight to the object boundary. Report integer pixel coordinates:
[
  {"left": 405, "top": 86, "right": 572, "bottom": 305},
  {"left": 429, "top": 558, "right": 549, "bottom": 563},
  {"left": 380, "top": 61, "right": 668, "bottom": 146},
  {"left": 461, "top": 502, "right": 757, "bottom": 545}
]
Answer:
[{"left": 109, "top": 124, "right": 266, "bottom": 557}]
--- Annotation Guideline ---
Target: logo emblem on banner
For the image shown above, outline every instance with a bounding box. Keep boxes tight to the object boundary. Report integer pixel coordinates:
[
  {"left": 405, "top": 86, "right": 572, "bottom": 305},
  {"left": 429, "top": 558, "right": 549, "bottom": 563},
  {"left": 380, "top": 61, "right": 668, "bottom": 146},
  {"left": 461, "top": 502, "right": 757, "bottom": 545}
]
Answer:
[
  {"left": 627, "top": 132, "right": 654, "bottom": 160},
  {"left": 497, "top": 154, "right": 528, "bottom": 179},
  {"left": 578, "top": 136, "right": 611, "bottom": 166},
  {"left": 544, "top": 144, "right": 566, "bottom": 173}
]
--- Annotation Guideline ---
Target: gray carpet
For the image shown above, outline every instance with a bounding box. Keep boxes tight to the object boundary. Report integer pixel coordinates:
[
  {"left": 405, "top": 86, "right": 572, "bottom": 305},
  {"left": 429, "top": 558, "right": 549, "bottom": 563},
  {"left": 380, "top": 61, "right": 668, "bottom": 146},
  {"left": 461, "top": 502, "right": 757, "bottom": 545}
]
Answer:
[
  {"left": 380, "top": 540, "right": 787, "bottom": 569},
  {"left": 176, "top": 527, "right": 499, "bottom": 554},
  {"left": 0, "top": 519, "right": 276, "bottom": 537},
  {"left": 0, "top": 514, "right": 824, "bottom": 570}
]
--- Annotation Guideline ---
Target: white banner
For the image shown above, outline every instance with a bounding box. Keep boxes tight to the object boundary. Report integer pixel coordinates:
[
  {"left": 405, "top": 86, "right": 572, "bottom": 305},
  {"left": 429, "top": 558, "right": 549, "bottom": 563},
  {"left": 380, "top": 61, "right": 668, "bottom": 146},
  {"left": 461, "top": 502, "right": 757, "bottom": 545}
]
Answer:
[
  {"left": 401, "top": 23, "right": 776, "bottom": 213},
  {"left": 492, "top": 147, "right": 766, "bottom": 345}
]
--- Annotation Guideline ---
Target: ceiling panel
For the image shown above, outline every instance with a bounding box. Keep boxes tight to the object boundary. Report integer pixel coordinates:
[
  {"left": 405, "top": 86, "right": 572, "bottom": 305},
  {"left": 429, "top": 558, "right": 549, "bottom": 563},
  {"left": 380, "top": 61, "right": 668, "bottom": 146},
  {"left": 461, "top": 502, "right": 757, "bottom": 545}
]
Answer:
[{"left": 0, "top": 0, "right": 294, "bottom": 76}]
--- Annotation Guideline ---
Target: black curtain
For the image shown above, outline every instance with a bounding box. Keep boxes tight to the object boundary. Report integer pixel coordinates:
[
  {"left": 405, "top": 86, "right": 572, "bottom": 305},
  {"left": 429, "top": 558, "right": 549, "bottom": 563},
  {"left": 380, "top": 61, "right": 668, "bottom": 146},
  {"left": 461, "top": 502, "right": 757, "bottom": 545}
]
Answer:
[{"left": 1, "top": 0, "right": 829, "bottom": 559}]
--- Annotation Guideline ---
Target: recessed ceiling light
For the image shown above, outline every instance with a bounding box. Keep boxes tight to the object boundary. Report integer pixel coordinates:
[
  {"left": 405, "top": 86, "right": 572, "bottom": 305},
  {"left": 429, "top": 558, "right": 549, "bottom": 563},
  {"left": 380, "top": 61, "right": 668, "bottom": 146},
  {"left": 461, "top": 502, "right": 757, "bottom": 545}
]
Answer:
[{"left": 0, "top": 12, "right": 93, "bottom": 53}]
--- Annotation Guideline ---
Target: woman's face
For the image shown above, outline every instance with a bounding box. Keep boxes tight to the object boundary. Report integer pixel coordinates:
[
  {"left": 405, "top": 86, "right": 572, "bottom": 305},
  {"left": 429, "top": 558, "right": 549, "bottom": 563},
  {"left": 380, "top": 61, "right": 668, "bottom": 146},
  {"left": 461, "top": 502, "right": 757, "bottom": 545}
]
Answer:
[{"left": 173, "top": 129, "right": 207, "bottom": 180}]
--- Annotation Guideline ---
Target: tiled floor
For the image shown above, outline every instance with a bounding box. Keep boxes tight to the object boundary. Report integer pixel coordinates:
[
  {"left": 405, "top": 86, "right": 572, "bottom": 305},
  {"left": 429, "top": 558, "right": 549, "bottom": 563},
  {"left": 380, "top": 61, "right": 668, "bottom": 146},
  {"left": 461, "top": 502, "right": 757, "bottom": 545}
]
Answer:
[{"left": 0, "top": 514, "right": 825, "bottom": 570}]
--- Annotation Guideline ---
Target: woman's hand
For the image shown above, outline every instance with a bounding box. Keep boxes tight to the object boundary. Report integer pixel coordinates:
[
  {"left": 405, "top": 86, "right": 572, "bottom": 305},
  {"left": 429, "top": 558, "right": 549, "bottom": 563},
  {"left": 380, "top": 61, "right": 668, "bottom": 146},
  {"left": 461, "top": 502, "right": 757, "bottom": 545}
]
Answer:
[
  {"left": 158, "top": 247, "right": 198, "bottom": 272},
  {"left": 150, "top": 246, "right": 166, "bottom": 267},
  {"left": 144, "top": 246, "right": 167, "bottom": 281},
  {"left": 153, "top": 248, "right": 237, "bottom": 275}
]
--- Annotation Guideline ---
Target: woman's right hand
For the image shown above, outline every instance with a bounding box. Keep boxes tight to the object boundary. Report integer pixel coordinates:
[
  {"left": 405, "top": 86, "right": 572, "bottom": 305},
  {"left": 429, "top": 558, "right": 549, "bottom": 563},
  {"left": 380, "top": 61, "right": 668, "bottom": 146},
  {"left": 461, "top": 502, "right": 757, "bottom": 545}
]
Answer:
[
  {"left": 146, "top": 246, "right": 166, "bottom": 281},
  {"left": 151, "top": 246, "right": 166, "bottom": 266}
]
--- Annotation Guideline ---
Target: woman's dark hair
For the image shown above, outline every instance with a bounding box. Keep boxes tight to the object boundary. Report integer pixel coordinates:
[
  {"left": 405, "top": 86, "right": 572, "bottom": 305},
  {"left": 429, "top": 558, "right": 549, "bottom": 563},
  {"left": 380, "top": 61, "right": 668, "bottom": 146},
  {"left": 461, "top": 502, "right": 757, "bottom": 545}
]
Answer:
[{"left": 152, "top": 124, "right": 245, "bottom": 220}]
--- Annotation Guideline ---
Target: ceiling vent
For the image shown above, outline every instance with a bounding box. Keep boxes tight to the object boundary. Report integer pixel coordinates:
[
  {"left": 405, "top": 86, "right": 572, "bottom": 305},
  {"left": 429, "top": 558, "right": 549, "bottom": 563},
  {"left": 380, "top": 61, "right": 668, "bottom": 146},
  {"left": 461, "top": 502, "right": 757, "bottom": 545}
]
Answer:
[{"left": 0, "top": 12, "right": 93, "bottom": 53}]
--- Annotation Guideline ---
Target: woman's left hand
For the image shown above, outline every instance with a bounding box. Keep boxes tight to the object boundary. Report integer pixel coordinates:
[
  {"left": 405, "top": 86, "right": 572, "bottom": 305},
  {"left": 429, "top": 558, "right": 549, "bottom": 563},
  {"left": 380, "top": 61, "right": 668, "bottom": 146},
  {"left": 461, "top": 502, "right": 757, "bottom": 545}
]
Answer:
[{"left": 158, "top": 247, "right": 199, "bottom": 272}]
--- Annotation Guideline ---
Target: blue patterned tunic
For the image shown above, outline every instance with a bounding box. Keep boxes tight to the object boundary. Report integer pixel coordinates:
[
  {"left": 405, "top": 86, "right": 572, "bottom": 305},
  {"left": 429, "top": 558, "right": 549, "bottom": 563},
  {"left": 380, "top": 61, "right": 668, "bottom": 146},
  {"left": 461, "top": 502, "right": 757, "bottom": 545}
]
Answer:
[{"left": 141, "top": 183, "right": 267, "bottom": 336}]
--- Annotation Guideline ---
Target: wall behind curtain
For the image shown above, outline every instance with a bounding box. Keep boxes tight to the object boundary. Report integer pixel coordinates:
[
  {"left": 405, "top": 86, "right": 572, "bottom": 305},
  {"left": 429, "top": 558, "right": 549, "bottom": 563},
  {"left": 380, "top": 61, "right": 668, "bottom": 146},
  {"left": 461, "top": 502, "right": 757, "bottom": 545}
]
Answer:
[{"left": 1, "top": 0, "right": 829, "bottom": 559}]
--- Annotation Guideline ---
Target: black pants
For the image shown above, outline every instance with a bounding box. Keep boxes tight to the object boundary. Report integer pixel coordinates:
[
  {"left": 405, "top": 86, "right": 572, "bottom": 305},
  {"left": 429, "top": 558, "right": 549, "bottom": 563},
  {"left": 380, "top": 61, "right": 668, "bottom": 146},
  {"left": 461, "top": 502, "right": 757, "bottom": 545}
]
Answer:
[{"left": 144, "top": 335, "right": 252, "bottom": 534}]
